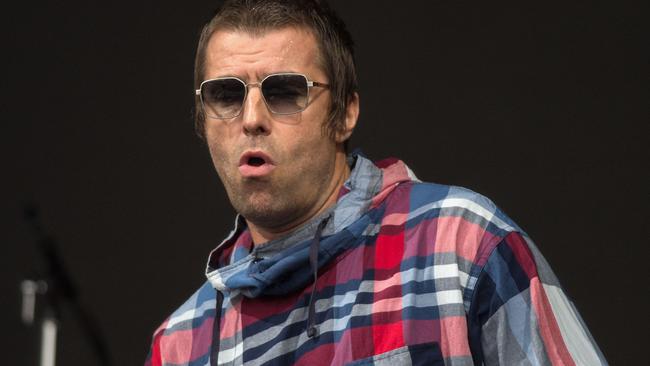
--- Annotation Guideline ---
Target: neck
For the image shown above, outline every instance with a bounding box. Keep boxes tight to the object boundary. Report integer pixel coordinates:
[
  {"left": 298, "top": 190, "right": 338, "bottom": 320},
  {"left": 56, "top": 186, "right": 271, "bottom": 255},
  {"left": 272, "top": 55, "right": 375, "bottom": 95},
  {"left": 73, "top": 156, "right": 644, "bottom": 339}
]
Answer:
[{"left": 247, "top": 150, "right": 349, "bottom": 246}]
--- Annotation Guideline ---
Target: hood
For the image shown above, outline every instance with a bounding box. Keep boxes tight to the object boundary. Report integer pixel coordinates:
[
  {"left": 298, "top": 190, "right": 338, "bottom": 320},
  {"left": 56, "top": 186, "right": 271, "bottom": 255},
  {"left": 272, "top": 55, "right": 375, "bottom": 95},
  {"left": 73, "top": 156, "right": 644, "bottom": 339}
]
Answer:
[{"left": 205, "top": 153, "right": 419, "bottom": 298}]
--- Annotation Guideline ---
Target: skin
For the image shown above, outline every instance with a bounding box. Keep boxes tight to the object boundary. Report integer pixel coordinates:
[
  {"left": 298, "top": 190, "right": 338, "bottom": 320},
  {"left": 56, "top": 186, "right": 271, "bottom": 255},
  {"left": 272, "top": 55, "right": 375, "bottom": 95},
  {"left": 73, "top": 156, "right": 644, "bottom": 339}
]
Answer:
[{"left": 203, "top": 27, "right": 359, "bottom": 245}]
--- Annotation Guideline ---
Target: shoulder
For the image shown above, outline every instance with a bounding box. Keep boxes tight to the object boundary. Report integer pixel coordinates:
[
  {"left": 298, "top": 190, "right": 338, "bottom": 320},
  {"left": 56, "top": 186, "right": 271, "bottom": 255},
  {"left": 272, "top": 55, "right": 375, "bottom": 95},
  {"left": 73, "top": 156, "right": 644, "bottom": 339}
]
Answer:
[
  {"left": 374, "top": 179, "right": 522, "bottom": 264},
  {"left": 389, "top": 180, "right": 522, "bottom": 237},
  {"left": 379, "top": 180, "right": 533, "bottom": 290}
]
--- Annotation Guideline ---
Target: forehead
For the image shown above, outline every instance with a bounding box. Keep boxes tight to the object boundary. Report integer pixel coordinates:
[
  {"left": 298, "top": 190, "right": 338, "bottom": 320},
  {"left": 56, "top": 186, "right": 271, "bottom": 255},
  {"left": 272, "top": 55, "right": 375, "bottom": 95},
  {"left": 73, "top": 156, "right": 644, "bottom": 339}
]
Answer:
[{"left": 203, "top": 27, "right": 323, "bottom": 80}]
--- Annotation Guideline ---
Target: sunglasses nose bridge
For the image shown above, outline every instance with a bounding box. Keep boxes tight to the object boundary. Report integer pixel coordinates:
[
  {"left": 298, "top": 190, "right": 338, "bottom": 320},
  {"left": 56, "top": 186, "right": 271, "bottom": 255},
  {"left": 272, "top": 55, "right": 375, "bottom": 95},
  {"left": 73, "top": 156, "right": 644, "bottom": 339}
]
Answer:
[
  {"left": 243, "top": 81, "right": 271, "bottom": 111},
  {"left": 240, "top": 81, "right": 271, "bottom": 119},
  {"left": 244, "top": 81, "right": 261, "bottom": 91},
  {"left": 243, "top": 81, "right": 264, "bottom": 101}
]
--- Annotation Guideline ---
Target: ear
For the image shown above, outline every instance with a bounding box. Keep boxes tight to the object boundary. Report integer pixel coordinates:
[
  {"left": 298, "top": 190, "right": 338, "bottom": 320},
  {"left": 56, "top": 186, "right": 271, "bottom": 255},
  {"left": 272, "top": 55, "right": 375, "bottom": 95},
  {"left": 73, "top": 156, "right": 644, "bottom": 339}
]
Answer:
[{"left": 335, "top": 92, "right": 360, "bottom": 143}]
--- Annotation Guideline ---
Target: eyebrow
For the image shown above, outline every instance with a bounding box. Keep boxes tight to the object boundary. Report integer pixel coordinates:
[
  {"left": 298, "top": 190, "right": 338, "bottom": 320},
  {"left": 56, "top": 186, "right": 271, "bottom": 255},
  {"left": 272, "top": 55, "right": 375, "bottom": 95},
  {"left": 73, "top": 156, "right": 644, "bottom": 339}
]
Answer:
[{"left": 206, "top": 70, "right": 302, "bottom": 82}]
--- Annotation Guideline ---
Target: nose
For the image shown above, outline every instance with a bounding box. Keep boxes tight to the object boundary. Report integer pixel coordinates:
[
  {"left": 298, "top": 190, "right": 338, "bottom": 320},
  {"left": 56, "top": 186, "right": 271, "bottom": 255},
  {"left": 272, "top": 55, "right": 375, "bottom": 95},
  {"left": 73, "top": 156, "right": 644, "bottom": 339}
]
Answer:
[{"left": 241, "top": 84, "right": 271, "bottom": 136}]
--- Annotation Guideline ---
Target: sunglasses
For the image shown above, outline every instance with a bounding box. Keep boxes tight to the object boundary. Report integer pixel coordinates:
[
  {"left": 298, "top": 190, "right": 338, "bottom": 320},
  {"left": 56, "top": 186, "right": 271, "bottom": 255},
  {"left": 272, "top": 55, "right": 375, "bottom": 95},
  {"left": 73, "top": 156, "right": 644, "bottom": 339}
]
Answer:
[{"left": 196, "top": 72, "right": 329, "bottom": 119}]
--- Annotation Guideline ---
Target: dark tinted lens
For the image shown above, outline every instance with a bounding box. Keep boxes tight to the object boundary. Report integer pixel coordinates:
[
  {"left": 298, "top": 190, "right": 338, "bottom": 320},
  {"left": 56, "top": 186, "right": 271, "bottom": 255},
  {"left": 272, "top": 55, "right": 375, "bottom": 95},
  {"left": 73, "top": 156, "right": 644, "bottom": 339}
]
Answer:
[
  {"left": 261, "top": 74, "right": 308, "bottom": 114},
  {"left": 201, "top": 78, "right": 245, "bottom": 118}
]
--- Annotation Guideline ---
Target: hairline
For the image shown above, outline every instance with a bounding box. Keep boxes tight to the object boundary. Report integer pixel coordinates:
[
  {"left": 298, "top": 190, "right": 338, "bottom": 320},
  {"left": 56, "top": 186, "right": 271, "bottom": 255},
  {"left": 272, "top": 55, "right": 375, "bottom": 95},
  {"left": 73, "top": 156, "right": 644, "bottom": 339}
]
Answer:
[{"left": 198, "top": 25, "right": 328, "bottom": 84}]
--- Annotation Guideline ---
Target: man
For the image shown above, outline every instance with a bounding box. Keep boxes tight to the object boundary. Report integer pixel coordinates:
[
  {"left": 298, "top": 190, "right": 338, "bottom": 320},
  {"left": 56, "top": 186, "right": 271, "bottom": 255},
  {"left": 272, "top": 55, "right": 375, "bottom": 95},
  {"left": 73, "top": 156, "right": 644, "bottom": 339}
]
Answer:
[{"left": 147, "top": 1, "right": 607, "bottom": 365}]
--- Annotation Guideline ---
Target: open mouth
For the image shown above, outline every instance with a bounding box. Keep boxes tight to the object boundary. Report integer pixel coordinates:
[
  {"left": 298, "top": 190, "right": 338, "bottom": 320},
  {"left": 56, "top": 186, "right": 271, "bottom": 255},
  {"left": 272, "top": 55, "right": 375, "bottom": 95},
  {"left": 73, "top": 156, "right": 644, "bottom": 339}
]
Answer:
[
  {"left": 247, "top": 156, "right": 266, "bottom": 167},
  {"left": 239, "top": 151, "right": 276, "bottom": 177}
]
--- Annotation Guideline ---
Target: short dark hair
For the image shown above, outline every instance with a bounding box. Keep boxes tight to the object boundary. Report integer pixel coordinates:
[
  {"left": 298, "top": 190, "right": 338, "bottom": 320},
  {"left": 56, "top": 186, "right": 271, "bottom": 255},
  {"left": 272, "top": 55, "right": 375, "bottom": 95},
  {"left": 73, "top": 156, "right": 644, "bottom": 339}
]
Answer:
[{"left": 193, "top": 0, "right": 358, "bottom": 140}]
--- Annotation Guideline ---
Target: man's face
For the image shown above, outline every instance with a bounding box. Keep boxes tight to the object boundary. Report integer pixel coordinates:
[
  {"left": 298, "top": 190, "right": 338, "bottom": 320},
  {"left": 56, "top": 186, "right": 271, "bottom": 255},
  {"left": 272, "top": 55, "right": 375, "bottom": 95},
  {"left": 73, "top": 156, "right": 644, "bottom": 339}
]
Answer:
[{"left": 203, "top": 27, "right": 350, "bottom": 233}]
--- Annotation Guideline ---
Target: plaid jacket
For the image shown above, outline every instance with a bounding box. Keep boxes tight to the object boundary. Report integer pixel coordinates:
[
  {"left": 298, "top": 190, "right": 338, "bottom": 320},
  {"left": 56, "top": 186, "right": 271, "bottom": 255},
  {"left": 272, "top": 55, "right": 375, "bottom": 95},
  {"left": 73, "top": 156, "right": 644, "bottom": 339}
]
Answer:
[{"left": 146, "top": 155, "right": 607, "bottom": 365}]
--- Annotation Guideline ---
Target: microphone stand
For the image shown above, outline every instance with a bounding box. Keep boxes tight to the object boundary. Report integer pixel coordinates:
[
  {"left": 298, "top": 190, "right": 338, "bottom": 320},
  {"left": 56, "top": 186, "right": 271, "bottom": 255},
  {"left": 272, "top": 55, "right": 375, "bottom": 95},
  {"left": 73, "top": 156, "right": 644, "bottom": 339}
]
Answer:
[
  {"left": 20, "top": 205, "right": 111, "bottom": 366},
  {"left": 21, "top": 278, "right": 57, "bottom": 366}
]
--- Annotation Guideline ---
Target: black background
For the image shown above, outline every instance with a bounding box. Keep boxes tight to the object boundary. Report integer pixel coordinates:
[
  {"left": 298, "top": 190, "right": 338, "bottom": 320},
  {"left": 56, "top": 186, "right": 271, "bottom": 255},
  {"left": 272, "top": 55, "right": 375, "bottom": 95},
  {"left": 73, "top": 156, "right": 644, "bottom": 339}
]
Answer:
[{"left": 2, "top": 1, "right": 647, "bottom": 365}]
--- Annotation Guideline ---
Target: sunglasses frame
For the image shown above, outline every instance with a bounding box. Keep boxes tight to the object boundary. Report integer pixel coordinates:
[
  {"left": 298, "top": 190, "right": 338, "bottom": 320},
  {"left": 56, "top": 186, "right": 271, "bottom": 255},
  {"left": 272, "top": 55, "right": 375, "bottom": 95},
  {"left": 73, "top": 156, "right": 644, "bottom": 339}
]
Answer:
[{"left": 195, "top": 72, "right": 329, "bottom": 119}]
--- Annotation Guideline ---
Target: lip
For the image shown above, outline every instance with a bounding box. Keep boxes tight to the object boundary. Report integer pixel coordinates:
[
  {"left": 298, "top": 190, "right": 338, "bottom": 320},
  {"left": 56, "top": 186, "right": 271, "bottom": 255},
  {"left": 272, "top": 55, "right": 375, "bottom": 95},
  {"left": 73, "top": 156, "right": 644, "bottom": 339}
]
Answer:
[{"left": 238, "top": 150, "right": 276, "bottom": 178}]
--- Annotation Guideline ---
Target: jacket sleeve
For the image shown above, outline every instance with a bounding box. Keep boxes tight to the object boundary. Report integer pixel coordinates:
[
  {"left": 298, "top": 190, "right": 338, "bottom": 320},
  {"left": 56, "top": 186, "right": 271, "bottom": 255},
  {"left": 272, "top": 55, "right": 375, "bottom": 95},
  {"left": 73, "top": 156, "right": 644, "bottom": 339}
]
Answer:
[{"left": 466, "top": 231, "right": 607, "bottom": 365}]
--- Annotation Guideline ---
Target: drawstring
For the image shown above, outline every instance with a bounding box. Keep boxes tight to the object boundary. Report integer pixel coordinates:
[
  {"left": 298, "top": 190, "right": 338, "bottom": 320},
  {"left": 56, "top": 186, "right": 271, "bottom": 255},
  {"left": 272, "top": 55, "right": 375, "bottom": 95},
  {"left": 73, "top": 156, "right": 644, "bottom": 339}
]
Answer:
[
  {"left": 210, "top": 290, "right": 224, "bottom": 366},
  {"left": 306, "top": 216, "right": 330, "bottom": 338}
]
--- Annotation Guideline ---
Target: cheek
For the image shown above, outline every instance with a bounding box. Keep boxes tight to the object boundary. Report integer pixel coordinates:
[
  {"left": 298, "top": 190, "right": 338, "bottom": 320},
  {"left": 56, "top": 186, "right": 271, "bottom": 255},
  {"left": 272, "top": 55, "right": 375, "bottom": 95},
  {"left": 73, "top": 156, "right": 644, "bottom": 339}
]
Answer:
[
  {"left": 205, "top": 121, "right": 241, "bottom": 155},
  {"left": 290, "top": 131, "right": 337, "bottom": 173},
  {"left": 206, "top": 135, "right": 231, "bottom": 174},
  {"left": 292, "top": 109, "right": 330, "bottom": 147},
  {"left": 286, "top": 132, "right": 325, "bottom": 161}
]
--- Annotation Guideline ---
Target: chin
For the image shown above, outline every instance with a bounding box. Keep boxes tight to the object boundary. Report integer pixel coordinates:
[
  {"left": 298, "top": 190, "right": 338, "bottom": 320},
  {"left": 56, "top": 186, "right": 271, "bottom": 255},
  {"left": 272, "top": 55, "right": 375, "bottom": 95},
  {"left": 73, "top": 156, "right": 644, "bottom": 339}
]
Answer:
[
  {"left": 235, "top": 196, "right": 283, "bottom": 222},
  {"left": 238, "top": 198, "right": 306, "bottom": 230}
]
